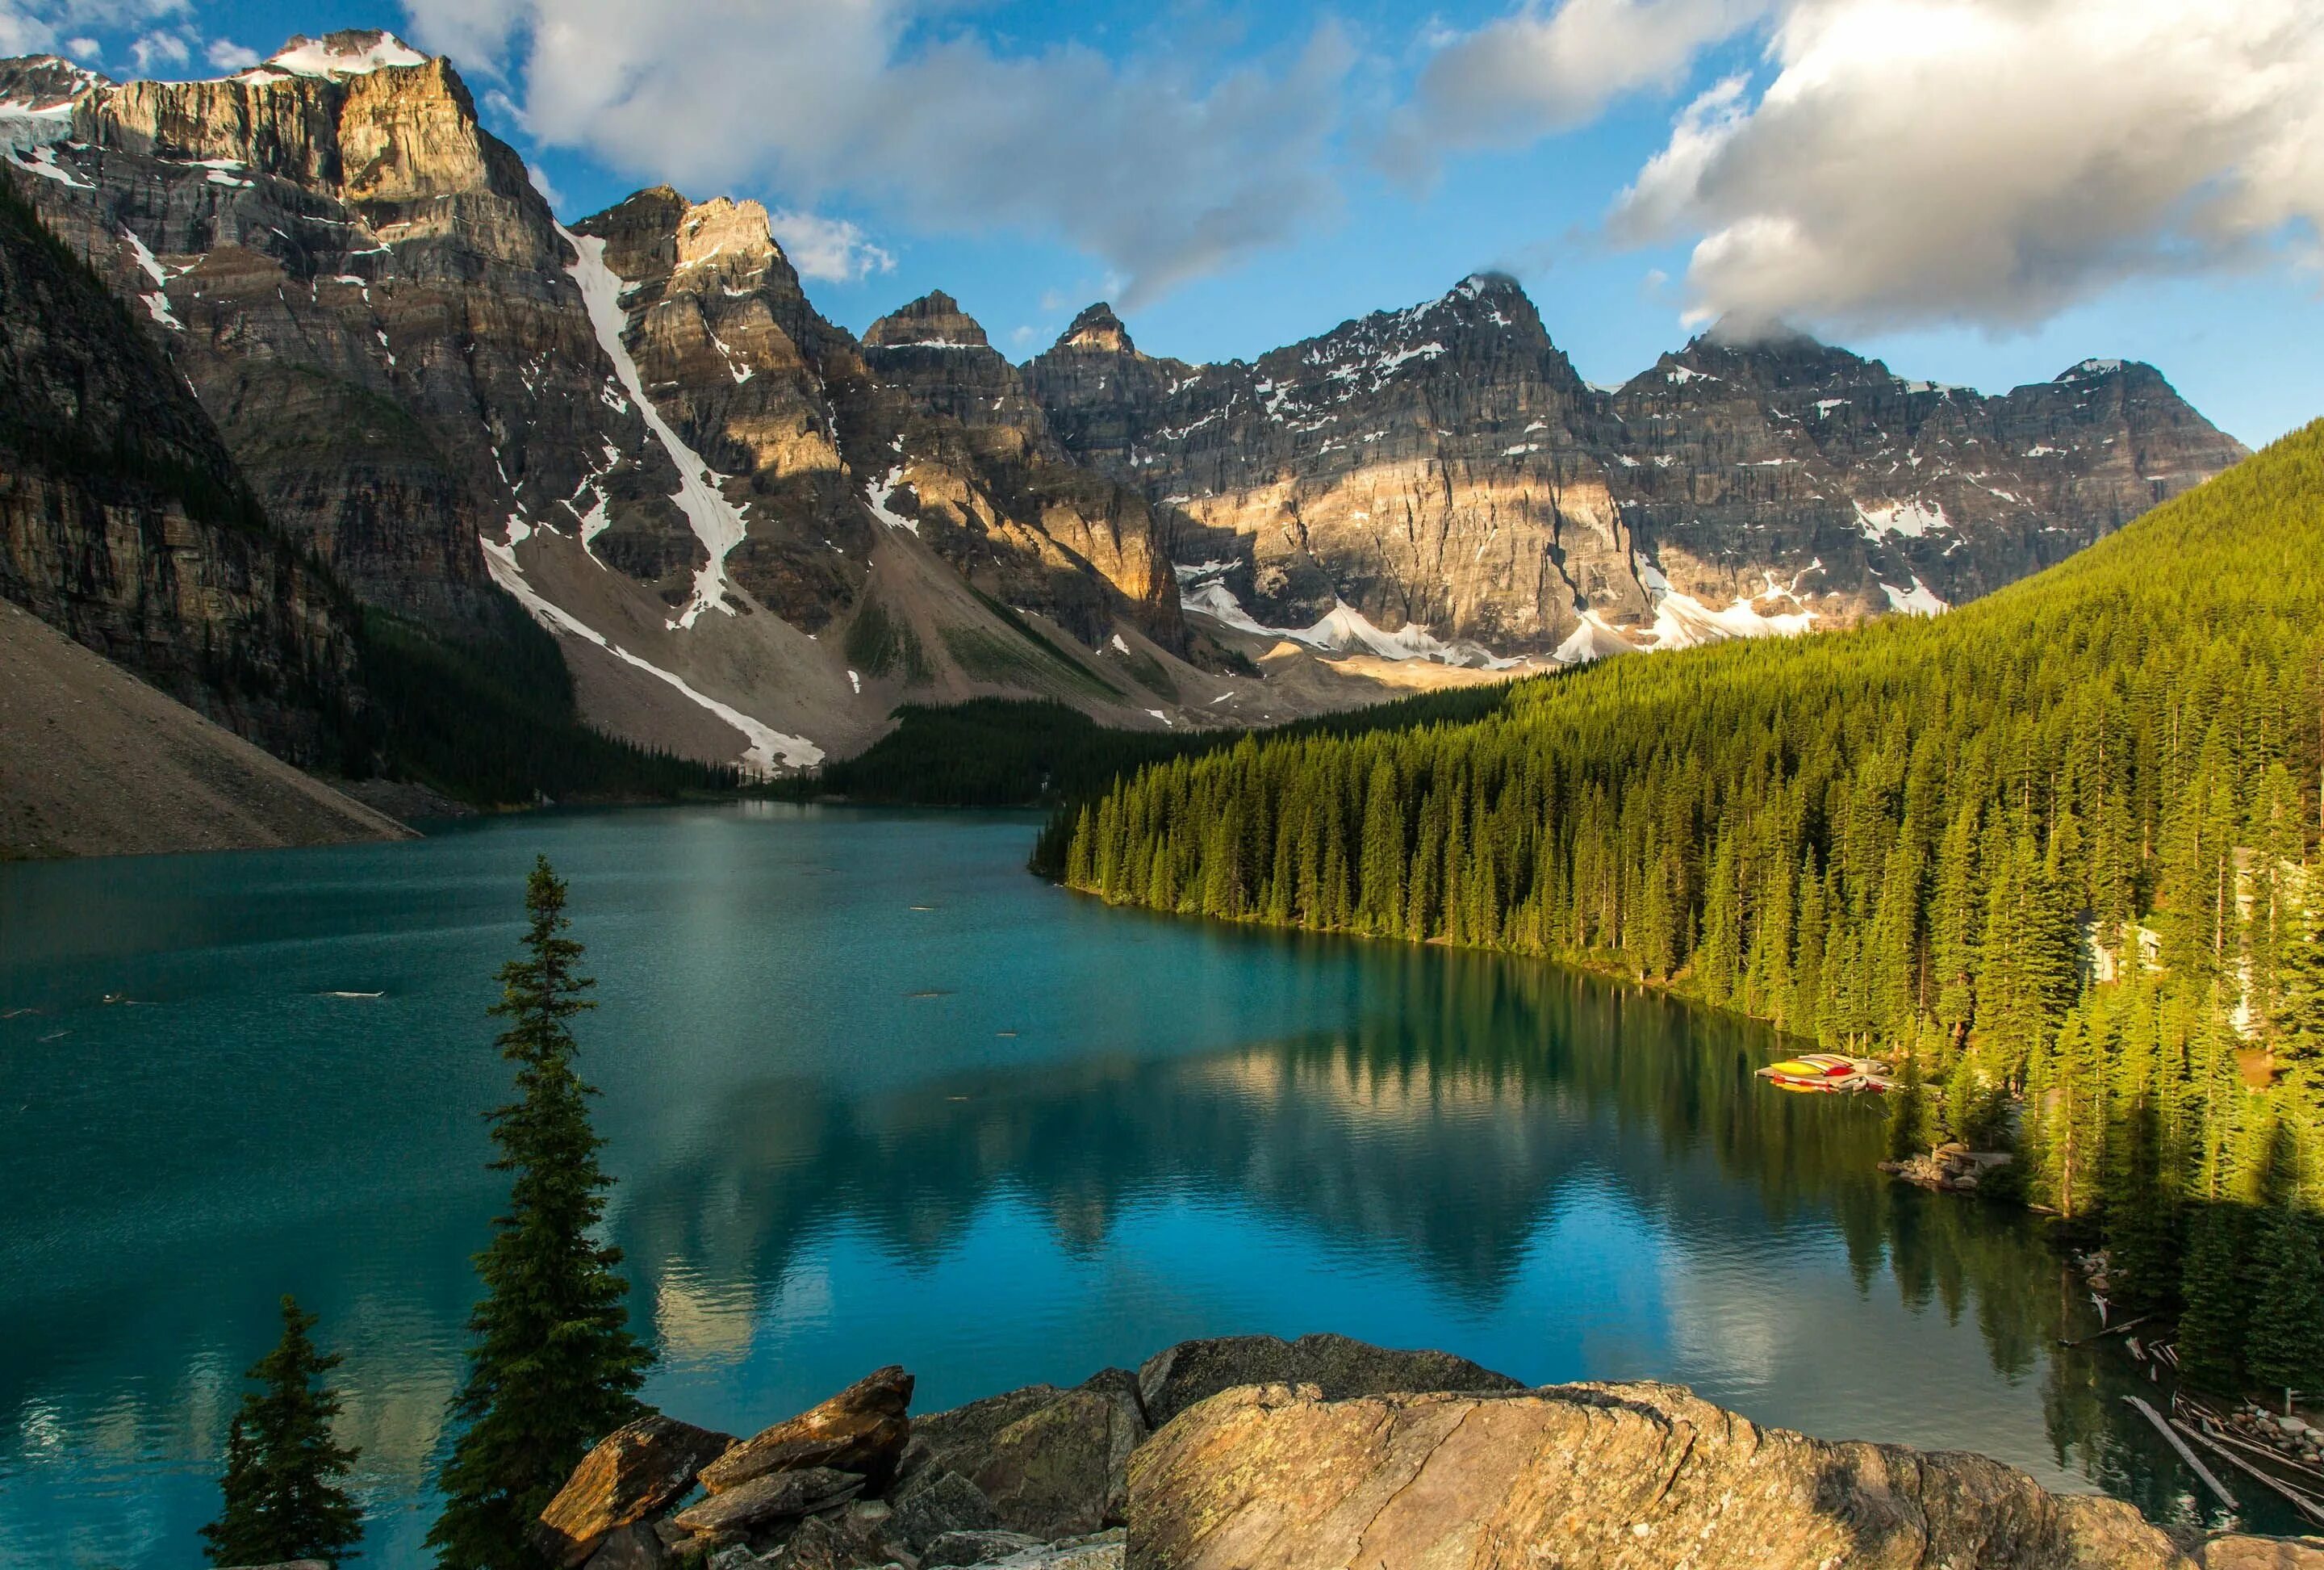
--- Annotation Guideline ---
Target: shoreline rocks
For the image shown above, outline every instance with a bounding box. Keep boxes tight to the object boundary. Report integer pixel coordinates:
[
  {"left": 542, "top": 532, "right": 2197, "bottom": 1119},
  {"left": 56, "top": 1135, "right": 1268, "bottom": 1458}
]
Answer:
[
  {"left": 538, "top": 1334, "right": 2323, "bottom": 1570},
  {"left": 1881, "top": 1141, "right": 2014, "bottom": 1193}
]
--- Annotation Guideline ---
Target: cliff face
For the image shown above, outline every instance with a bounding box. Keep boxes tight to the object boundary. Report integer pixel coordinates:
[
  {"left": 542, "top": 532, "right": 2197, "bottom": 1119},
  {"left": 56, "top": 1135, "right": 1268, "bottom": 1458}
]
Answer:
[
  {"left": 849, "top": 289, "right": 1183, "bottom": 650},
  {"left": 0, "top": 176, "right": 356, "bottom": 765},
  {"left": 6, "top": 37, "right": 584, "bottom": 627},
  {"left": 1026, "top": 279, "right": 2249, "bottom": 658},
  {"left": 0, "top": 36, "right": 2257, "bottom": 775},
  {"left": 1, "top": 36, "right": 1205, "bottom": 773}
]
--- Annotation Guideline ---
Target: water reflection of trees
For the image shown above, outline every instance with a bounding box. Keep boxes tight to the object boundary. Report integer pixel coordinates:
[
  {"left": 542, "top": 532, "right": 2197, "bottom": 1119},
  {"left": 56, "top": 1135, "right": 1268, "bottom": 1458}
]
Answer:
[{"left": 622, "top": 944, "right": 2045, "bottom": 1366}]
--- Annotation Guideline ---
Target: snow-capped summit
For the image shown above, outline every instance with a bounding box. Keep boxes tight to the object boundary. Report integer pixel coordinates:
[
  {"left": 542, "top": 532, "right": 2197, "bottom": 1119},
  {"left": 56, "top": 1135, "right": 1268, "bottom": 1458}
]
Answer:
[{"left": 258, "top": 30, "right": 428, "bottom": 80}]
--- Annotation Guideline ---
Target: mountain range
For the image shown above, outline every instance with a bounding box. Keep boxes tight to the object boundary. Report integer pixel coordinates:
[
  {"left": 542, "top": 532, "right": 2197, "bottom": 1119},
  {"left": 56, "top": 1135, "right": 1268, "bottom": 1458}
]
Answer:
[{"left": 0, "top": 30, "right": 2251, "bottom": 789}]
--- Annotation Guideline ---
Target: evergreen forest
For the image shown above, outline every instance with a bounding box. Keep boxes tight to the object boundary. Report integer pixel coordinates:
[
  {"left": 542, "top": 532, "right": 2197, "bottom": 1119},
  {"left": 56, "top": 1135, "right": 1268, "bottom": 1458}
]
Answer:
[{"left": 1054, "top": 420, "right": 2324, "bottom": 1392}]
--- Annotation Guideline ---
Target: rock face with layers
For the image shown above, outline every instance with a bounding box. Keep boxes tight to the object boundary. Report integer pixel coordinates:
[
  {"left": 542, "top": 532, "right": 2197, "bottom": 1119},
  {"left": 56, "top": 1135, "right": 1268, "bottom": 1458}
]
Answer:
[
  {"left": 1026, "top": 279, "right": 2248, "bottom": 659},
  {"left": 853, "top": 291, "right": 1184, "bottom": 651},
  {"left": 699, "top": 1365, "right": 915, "bottom": 1494},
  {"left": 1, "top": 32, "right": 1208, "bottom": 777},
  {"left": 533, "top": 1413, "right": 736, "bottom": 1567},
  {"left": 1126, "top": 1380, "right": 2190, "bottom": 1570},
  {"left": 901, "top": 1367, "right": 1147, "bottom": 1539},
  {"left": 0, "top": 171, "right": 358, "bottom": 767}
]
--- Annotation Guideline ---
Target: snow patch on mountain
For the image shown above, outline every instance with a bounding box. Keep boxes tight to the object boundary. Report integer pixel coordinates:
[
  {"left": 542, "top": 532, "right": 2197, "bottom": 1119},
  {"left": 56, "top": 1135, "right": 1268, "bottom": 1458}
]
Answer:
[
  {"left": 1174, "top": 562, "right": 1523, "bottom": 669},
  {"left": 562, "top": 224, "right": 748, "bottom": 628},
  {"left": 265, "top": 33, "right": 428, "bottom": 78},
  {"left": 1854, "top": 497, "right": 1950, "bottom": 538},
  {"left": 1881, "top": 576, "right": 1949, "bottom": 616},
  {"left": 480, "top": 525, "right": 820, "bottom": 776}
]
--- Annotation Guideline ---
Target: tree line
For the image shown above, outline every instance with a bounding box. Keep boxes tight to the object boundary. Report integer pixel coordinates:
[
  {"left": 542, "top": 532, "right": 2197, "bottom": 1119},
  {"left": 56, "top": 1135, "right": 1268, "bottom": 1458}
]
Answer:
[{"left": 1055, "top": 420, "right": 2324, "bottom": 1395}]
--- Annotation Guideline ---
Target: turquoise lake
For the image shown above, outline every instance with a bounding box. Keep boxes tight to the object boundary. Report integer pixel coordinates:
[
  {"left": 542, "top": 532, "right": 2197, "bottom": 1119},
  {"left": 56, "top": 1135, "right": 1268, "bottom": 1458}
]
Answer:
[{"left": 0, "top": 805, "right": 2234, "bottom": 1566}]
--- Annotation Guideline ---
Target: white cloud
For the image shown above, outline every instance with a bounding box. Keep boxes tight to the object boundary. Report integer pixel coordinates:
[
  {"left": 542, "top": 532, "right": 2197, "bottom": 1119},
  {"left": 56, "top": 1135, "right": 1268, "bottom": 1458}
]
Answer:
[
  {"left": 1383, "top": 0, "right": 1770, "bottom": 178},
  {"left": 203, "top": 37, "right": 256, "bottom": 71},
  {"left": 126, "top": 27, "right": 186, "bottom": 71},
  {"left": 0, "top": 6, "right": 57, "bottom": 52},
  {"left": 524, "top": 159, "right": 561, "bottom": 208},
  {"left": 0, "top": 0, "right": 186, "bottom": 54},
  {"left": 397, "top": 0, "right": 1351, "bottom": 307},
  {"left": 1613, "top": 0, "right": 2324, "bottom": 333},
  {"left": 765, "top": 208, "right": 894, "bottom": 284}
]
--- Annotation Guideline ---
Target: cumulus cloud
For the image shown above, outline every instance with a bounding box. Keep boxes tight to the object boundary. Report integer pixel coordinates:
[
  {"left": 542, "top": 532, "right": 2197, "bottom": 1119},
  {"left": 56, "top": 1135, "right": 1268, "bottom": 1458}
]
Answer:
[
  {"left": 0, "top": 0, "right": 184, "bottom": 58},
  {"left": 1613, "top": 0, "right": 2324, "bottom": 332},
  {"left": 126, "top": 27, "right": 186, "bottom": 71},
  {"left": 1382, "top": 0, "right": 1770, "bottom": 179},
  {"left": 397, "top": 0, "right": 1351, "bottom": 307},
  {"left": 203, "top": 36, "right": 257, "bottom": 71},
  {"left": 765, "top": 208, "right": 895, "bottom": 285}
]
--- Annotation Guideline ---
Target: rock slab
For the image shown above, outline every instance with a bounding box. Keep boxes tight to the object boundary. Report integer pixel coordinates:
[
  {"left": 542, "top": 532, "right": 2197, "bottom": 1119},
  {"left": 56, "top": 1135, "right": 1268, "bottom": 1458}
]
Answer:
[
  {"left": 1135, "top": 1331, "right": 1522, "bottom": 1429},
  {"left": 536, "top": 1412, "right": 737, "bottom": 1566},
  {"left": 1126, "top": 1380, "right": 2189, "bottom": 1569},
  {"left": 906, "top": 1367, "right": 1145, "bottom": 1539},
  {"left": 671, "top": 1465, "right": 866, "bottom": 1539},
  {"left": 700, "top": 1366, "right": 914, "bottom": 1494}
]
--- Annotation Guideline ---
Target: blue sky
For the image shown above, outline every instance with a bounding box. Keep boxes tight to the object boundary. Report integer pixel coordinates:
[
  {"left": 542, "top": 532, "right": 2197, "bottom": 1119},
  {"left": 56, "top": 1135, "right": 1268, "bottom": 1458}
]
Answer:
[{"left": 23, "top": 0, "right": 2324, "bottom": 446}]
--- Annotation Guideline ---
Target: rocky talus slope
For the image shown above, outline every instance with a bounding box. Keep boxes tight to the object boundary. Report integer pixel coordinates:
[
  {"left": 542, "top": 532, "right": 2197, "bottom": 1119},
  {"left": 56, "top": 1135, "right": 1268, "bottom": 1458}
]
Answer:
[
  {"left": 0, "top": 33, "right": 2252, "bottom": 779},
  {"left": 0, "top": 168, "right": 359, "bottom": 768},
  {"left": 525, "top": 1333, "right": 2314, "bottom": 1570},
  {"left": 0, "top": 599, "right": 405, "bottom": 858},
  {"left": 1026, "top": 287, "right": 2247, "bottom": 660}
]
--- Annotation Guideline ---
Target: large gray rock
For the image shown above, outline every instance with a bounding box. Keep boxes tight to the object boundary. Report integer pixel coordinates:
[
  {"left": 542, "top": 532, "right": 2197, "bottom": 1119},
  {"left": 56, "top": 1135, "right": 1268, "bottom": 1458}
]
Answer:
[
  {"left": 984, "top": 1530, "right": 1126, "bottom": 1569},
  {"left": 1126, "top": 1381, "right": 2192, "bottom": 1569},
  {"left": 1134, "top": 1332, "right": 1521, "bottom": 1429},
  {"left": 671, "top": 1465, "right": 865, "bottom": 1539},
  {"left": 908, "top": 1368, "right": 1145, "bottom": 1539},
  {"left": 536, "top": 1413, "right": 735, "bottom": 1566},
  {"left": 700, "top": 1367, "right": 913, "bottom": 1494},
  {"left": 922, "top": 1529, "right": 1044, "bottom": 1566},
  {"left": 778, "top": 1501, "right": 912, "bottom": 1570},
  {"left": 890, "top": 1467, "right": 1005, "bottom": 1548},
  {"left": 580, "top": 1522, "right": 671, "bottom": 1570}
]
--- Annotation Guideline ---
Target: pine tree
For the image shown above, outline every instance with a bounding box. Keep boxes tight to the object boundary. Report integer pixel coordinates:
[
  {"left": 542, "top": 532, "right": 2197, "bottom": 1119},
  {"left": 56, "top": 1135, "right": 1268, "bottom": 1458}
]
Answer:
[
  {"left": 2247, "top": 1204, "right": 2324, "bottom": 1398},
  {"left": 2177, "top": 1202, "right": 2252, "bottom": 1391},
  {"left": 428, "top": 859, "right": 653, "bottom": 1570},
  {"left": 1885, "top": 1046, "right": 1931, "bottom": 1162},
  {"left": 201, "top": 1296, "right": 363, "bottom": 1568}
]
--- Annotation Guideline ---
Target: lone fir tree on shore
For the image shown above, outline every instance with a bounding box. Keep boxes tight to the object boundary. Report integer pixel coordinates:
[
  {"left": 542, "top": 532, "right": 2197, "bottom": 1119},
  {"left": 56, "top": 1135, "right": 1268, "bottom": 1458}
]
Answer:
[
  {"left": 428, "top": 858, "right": 653, "bottom": 1570},
  {"left": 200, "top": 1296, "right": 363, "bottom": 1567}
]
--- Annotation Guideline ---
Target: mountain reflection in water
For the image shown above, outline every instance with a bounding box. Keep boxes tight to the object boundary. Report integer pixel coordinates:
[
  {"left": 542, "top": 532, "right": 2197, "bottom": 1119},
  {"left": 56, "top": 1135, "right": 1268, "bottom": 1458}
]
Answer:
[{"left": 0, "top": 807, "right": 2240, "bottom": 1568}]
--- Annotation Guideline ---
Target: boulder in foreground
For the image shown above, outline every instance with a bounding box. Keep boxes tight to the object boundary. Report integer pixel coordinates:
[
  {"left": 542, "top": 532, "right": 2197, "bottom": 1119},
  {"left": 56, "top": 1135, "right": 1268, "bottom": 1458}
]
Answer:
[
  {"left": 1127, "top": 1380, "right": 2183, "bottom": 1569},
  {"left": 699, "top": 1365, "right": 913, "bottom": 1494},
  {"left": 533, "top": 1412, "right": 736, "bottom": 1565}
]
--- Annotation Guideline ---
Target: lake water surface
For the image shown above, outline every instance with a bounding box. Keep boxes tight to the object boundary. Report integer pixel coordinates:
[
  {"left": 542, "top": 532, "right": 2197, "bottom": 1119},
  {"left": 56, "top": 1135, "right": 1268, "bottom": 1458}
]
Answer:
[{"left": 0, "top": 805, "right": 2233, "bottom": 1565}]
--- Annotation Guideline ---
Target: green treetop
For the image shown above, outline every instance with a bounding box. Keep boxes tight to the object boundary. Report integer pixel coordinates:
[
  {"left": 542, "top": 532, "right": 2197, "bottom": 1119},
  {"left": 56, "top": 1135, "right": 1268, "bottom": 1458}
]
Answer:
[
  {"left": 201, "top": 1295, "right": 363, "bottom": 1568},
  {"left": 428, "top": 857, "right": 653, "bottom": 1570}
]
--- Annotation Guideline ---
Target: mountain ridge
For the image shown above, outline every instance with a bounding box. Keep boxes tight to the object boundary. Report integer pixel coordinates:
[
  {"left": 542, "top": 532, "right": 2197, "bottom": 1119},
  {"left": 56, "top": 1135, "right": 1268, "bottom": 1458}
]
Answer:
[{"left": 0, "top": 31, "right": 2254, "bottom": 782}]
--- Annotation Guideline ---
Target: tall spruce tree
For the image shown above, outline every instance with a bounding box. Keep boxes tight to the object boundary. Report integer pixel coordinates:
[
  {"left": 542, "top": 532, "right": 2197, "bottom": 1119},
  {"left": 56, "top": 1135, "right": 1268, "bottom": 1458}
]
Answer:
[
  {"left": 428, "top": 859, "right": 652, "bottom": 1570},
  {"left": 201, "top": 1296, "right": 363, "bottom": 1567},
  {"left": 2247, "top": 1203, "right": 2324, "bottom": 1398},
  {"left": 2177, "top": 1202, "right": 2252, "bottom": 1390}
]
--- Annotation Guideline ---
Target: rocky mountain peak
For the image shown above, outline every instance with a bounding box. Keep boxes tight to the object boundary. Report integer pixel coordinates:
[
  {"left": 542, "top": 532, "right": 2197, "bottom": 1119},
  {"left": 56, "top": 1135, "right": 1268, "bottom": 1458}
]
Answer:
[
  {"left": 1662, "top": 321, "right": 1875, "bottom": 391},
  {"left": 1056, "top": 302, "right": 1135, "bottom": 356},
  {"left": 863, "top": 290, "right": 991, "bottom": 350},
  {"left": 257, "top": 30, "right": 431, "bottom": 80},
  {"left": 0, "top": 54, "right": 103, "bottom": 109}
]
